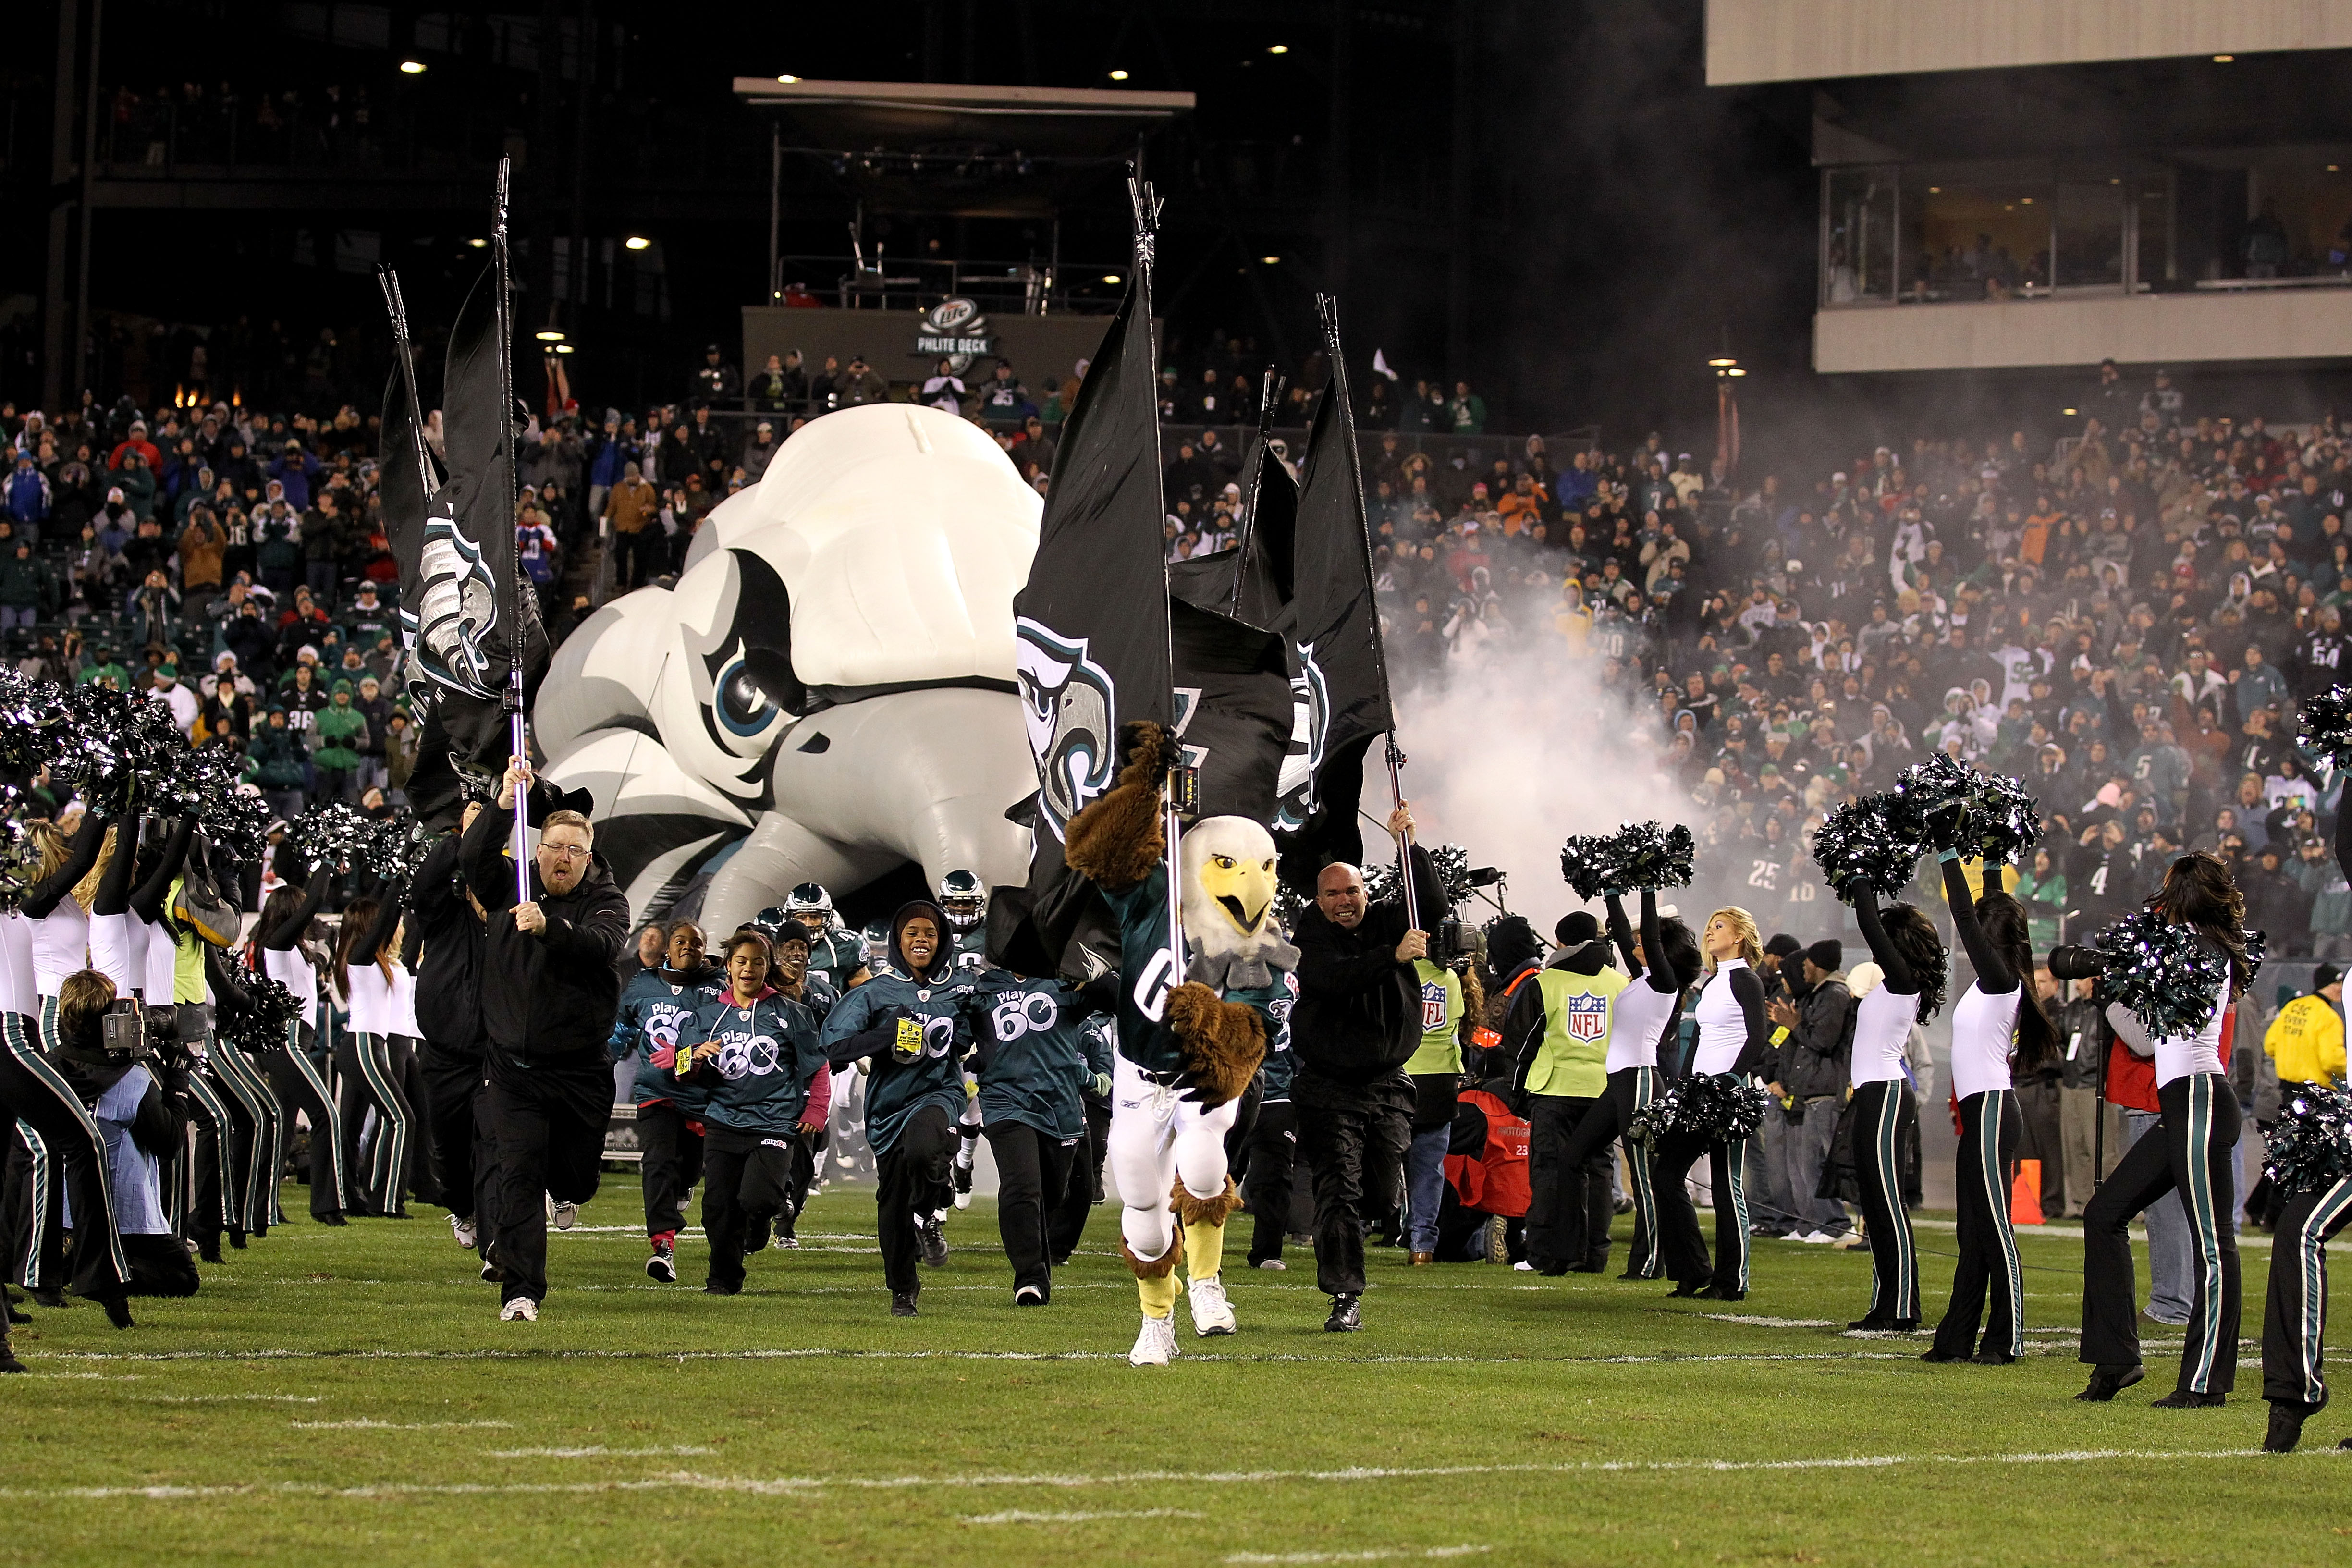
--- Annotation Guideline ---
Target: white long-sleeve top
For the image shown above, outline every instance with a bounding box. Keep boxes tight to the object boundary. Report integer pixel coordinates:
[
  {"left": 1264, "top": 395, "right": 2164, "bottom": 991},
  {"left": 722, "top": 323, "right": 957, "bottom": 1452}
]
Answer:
[
  {"left": 1948, "top": 982, "right": 2021, "bottom": 1101},
  {"left": 1850, "top": 983, "right": 1912, "bottom": 1087},
  {"left": 2106, "top": 992, "right": 2227, "bottom": 1087}
]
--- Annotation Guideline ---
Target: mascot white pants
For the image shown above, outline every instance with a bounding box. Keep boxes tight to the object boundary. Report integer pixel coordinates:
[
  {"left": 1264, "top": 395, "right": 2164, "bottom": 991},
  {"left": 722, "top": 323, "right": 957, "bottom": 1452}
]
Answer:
[{"left": 1109, "top": 1054, "right": 1240, "bottom": 1322}]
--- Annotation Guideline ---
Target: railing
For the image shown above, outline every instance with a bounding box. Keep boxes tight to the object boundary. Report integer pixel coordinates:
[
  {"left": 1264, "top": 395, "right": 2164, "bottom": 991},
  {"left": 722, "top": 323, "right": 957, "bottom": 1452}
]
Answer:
[{"left": 769, "top": 254, "right": 1126, "bottom": 317}]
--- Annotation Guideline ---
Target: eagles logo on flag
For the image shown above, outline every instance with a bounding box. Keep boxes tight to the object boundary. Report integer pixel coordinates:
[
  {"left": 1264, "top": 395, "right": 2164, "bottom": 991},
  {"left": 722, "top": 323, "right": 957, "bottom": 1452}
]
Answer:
[
  {"left": 1015, "top": 616, "right": 1117, "bottom": 842},
  {"left": 1564, "top": 992, "right": 1610, "bottom": 1041},
  {"left": 1274, "top": 642, "right": 1333, "bottom": 831},
  {"left": 403, "top": 500, "right": 501, "bottom": 702}
]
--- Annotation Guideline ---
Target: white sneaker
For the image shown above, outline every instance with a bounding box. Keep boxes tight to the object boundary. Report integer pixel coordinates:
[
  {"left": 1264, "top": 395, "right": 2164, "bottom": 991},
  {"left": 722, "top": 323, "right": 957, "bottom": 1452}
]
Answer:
[
  {"left": 449, "top": 1213, "right": 477, "bottom": 1249},
  {"left": 499, "top": 1297, "right": 539, "bottom": 1323},
  {"left": 547, "top": 1195, "right": 577, "bottom": 1231},
  {"left": 1127, "top": 1313, "right": 1178, "bottom": 1367},
  {"left": 1800, "top": 1229, "right": 1838, "bottom": 1245},
  {"left": 1188, "top": 1275, "right": 1237, "bottom": 1336},
  {"left": 1255, "top": 1258, "right": 1287, "bottom": 1271},
  {"left": 1513, "top": 1260, "right": 1536, "bottom": 1272}
]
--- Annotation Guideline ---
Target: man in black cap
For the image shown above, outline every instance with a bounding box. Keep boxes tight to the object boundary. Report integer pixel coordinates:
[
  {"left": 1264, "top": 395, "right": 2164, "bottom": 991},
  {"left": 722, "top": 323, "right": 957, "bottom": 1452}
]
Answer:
[
  {"left": 1749, "top": 933, "right": 1809, "bottom": 1238},
  {"left": 693, "top": 343, "right": 741, "bottom": 404},
  {"left": 1764, "top": 939, "right": 1856, "bottom": 1243}
]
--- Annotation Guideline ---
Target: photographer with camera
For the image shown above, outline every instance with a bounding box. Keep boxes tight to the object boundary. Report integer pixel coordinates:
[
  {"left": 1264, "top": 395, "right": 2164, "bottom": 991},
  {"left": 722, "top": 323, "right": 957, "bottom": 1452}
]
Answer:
[{"left": 1290, "top": 803, "right": 1449, "bottom": 1333}]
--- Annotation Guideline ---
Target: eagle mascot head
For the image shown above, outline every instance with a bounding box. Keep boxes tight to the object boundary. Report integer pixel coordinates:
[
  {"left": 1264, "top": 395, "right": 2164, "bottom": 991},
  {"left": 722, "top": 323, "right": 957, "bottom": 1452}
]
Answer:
[{"left": 1179, "top": 814, "right": 1299, "bottom": 992}]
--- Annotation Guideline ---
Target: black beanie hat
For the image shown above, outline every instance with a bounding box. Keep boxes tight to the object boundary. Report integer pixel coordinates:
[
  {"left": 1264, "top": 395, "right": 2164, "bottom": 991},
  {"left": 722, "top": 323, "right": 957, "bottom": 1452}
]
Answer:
[
  {"left": 1487, "top": 915, "right": 1542, "bottom": 976},
  {"left": 1555, "top": 911, "right": 1600, "bottom": 947},
  {"left": 1806, "top": 939, "right": 1844, "bottom": 973},
  {"left": 1764, "top": 932, "right": 1804, "bottom": 960}
]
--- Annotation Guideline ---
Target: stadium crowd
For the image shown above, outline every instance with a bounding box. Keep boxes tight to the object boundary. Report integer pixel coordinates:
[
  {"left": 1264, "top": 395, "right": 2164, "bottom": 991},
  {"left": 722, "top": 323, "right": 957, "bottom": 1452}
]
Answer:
[{"left": 6, "top": 358, "right": 2352, "bottom": 964}]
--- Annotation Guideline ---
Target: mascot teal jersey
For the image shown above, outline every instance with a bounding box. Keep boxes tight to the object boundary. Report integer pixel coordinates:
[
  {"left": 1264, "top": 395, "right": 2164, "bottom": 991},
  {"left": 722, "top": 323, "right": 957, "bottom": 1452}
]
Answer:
[
  {"left": 611, "top": 966, "right": 720, "bottom": 1114},
  {"left": 1104, "top": 864, "right": 1293, "bottom": 1081},
  {"left": 968, "top": 972, "right": 1112, "bottom": 1140},
  {"left": 819, "top": 900, "right": 976, "bottom": 1154}
]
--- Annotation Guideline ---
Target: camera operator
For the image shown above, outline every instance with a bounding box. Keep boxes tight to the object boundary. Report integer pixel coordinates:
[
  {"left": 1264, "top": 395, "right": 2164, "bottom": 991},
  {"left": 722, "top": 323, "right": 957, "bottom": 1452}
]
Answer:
[{"left": 1289, "top": 803, "right": 1449, "bottom": 1333}]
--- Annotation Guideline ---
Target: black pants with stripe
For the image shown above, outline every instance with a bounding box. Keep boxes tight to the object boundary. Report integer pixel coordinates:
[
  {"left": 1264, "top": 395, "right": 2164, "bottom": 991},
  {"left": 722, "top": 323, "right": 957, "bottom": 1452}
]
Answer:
[
  {"left": 263, "top": 1024, "right": 346, "bottom": 1220},
  {"left": 1, "top": 1008, "right": 129, "bottom": 1298},
  {"left": 2263, "top": 1173, "right": 2352, "bottom": 1409},
  {"left": 1653, "top": 1121, "right": 1752, "bottom": 1294},
  {"left": 1930, "top": 1089, "right": 2022, "bottom": 1360},
  {"left": 2081, "top": 1072, "right": 2240, "bottom": 1393},
  {"left": 335, "top": 1032, "right": 412, "bottom": 1217},
  {"left": 1851, "top": 1079, "right": 1918, "bottom": 1324}
]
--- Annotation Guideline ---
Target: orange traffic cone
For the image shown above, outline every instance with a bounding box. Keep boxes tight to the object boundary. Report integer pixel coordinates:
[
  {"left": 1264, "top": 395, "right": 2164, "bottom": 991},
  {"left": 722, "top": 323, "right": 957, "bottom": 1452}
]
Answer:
[{"left": 2009, "top": 1159, "right": 2046, "bottom": 1226}]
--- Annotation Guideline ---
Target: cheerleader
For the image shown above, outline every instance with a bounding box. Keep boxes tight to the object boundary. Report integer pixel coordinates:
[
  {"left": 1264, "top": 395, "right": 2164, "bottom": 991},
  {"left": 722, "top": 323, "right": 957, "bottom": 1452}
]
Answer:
[
  {"left": 1844, "top": 882, "right": 1945, "bottom": 1332},
  {"left": 132, "top": 812, "right": 235, "bottom": 1253},
  {"left": 3, "top": 813, "right": 130, "bottom": 1315},
  {"left": 1561, "top": 889, "right": 1697, "bottom": 1280},
  {"left": 333, "top": 894, "right": 413, "bottom": 1217},
  {"left": 201, "top": 941, "right": 283, "bottom": 1238},
  {"left": 1922, "top": 855, "right": 2058, "bottom": 1364},
  {"left": 86, "top": 806, "right": 145, "bottom": 1003},
  {"left": 1651, "top": 905, "right": 1771, "bottom": 1301},
  {"left": 384, "top": 922, "right": 433, "bottom": 1211},
  {"left": 2261, "top": 800, "right": 2352, "bottom": 1451},
  {"left": 2075, "top": 853, "right": 2249, "bottom": 1407},
  {"left": 253, "top": 869, "right": 347, "bottom": 1224}
]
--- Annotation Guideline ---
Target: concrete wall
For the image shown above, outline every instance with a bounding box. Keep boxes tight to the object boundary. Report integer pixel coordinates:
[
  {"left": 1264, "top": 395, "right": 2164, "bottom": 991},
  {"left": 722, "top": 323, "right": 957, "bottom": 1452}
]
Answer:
[
  {"left": 1813, "top": 286, "right": 2352, "bottom": 371},
  {"left": 741, "top": 307, "right": 1125, "bottom": 392},
  {"left": 1708, "top": 0, "right": 2352, "bottom": 84}
]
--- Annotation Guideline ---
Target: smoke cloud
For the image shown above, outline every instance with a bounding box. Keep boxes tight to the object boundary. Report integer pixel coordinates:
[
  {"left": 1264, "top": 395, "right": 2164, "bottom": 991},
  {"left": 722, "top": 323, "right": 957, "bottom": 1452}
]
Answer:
[{"left": 1388, "top": 641, "right": 1684, "bottom": 934}]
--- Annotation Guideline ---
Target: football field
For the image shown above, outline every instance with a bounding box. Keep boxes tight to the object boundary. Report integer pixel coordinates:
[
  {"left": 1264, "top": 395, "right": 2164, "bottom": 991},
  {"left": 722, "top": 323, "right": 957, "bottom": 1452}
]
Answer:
[{"left": 4, "top": 1177, "right": 2343, "bottom": 1567}]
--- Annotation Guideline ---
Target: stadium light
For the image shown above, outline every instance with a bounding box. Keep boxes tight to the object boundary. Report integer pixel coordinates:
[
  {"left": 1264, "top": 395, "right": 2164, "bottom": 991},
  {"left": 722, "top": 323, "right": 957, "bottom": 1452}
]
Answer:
[
  {"left": 1269, "top": 44, "right": 1288, "bottom": 54},
  {"left": 554, "top": 343, "right": 575, "bottom": 355},
  {"left": 625, "top": 236, "right": 651, "bottom": 250},
  {"left": 1109, "top": 69, "right": 1129, "bottom": 81},
  {"left": 1102, "top": 274, "right": 1122, "bottom": 284},
  {"left": 2062, "top": 407, "right": 2079, "bottom": 416},
  {"left": 1726, "top": 368, "right": 1747, "bottom": 378},
  {"left": 777, "top": 74, "right": 800, "bottom": 83},
  {"left": 2213, "top": 54, "right": 2234, "bottom": 62},
  {"left": 399, "top": 60, "right": 427, "bottom": 74},
  {"left": 1707, "top": 356, "right": 1738, "bottom": 368},
  {"left": 1261, "top": 255, "right": 1280, "bottom": 264},
  {"left": 467, "top": 237, "right": 488, "bottom": 248},
  {"left": 535, "top": 329, "right": 565, "bottom": 343}
]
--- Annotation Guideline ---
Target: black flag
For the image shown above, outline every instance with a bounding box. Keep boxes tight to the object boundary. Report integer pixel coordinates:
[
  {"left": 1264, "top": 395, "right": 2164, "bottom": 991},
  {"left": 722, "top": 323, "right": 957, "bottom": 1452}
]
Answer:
[
  {"left": 1167, "top": 591, "right": 1293, "bottom": 827},
  {"left": 394, "top": 267, "right": 547, "bottom": 829},
  {"left": 1276, "top": 323, "right": 1393, "bottom": 884},
  {"left": 1008, "top": 245, "right": 1172, "bottom": 847}
]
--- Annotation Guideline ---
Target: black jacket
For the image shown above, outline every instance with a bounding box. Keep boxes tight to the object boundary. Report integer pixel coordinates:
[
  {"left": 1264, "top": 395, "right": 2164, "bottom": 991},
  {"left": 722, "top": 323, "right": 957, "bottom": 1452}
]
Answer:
[
  {"left": 409, "top": 831, "right": 487, "bottom": 1056},
  {"left": 461, "top": 799, "right": 631, "bottom": 1066},
  {"left": 1776, "top": 974, "right": 1854, "bottom": 1100},
  {"left": 1290, "top": 844, "right": 1449, "bottom": 1085}
]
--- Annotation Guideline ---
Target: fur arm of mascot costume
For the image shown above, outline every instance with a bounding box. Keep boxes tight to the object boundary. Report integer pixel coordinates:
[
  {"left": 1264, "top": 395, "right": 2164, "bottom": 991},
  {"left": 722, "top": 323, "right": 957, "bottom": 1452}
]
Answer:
[{"left": 1063, "top": 720, "right": 1267, "bottom": 1107}]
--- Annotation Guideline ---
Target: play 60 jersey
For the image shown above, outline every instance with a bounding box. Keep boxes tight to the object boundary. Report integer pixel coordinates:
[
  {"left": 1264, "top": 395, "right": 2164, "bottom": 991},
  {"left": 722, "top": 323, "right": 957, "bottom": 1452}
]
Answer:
[{"left": 611, "top": 965, "right": 721, "bottom": 1113}]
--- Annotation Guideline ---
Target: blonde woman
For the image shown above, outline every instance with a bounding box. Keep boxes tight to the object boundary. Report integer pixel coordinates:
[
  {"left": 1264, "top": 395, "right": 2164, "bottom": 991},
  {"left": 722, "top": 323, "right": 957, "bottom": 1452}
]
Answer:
[{"left": 1650, "top": 906, "right": 1773, "bottom": 1300}]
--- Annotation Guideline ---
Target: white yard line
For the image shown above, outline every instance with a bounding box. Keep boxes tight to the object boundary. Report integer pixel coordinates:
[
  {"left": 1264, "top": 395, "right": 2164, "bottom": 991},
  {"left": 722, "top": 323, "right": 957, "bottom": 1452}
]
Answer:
[
  {"left": 966, "top": 1508, "right": 1209, "bottom": 1524},
  {"left": 0, "top": 1447, "right": 2325, "bottom": 1504}
]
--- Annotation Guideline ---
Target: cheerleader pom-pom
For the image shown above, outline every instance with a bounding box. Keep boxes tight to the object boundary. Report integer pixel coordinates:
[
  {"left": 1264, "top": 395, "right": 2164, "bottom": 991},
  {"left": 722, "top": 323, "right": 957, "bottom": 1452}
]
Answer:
[
  {"left": 1561, "top": 821, "right": 1696, "bottom": 900},
  {"left": 1626, "top": 1072, "right": 1770, "bottom": 1145},
  {"left": 2266, "top": 1083, "right": 2352, "bottom": 1196},
  {"left": 1964, "top": 769, "right": 2042, "bottom": 866},
  {"left": 283, "top": 801, "right": 379, "bottom": 876},
  {"left": 2300, "top": 685, "right": 2352, "bottom": 765},
  {"left": 2088, "top": 909, "right": 2231, "bottom": 1042},
  {"left": 1364, "top": 842, "right": 1478, "bottom": 907},
  {"left": 1811, "top": 792, "right": 1926, "bottom": 900},
  {"left": 219, "top": 973, "right": 305, "bottom": 1056},
  {"left": 1559, "top": 832, "right": 1614, "bottom": 902}
]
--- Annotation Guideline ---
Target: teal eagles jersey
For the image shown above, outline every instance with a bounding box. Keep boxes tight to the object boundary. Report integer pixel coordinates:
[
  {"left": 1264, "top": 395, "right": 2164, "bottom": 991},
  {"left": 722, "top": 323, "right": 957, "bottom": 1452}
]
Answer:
[
  {"left": 808, "top": 926, "right": 866, "bottom": 993},
  {"left": 677, "top": 991, "right": 828, "bottom": 1137},
  {"left": 819, "top": 968, "right": 977, "bottom": 1155},
  {"left": 950, "top": 924, "right": 990, "bottom": 976},
  {"left": 968, "top": 973, "right": 1108, "bottom": 1140},
  {"left": 1101, "top": 864, "right": 1292, "bottom": 1080},
  {"left": 610, "top": 966, "right": 720, "bottom": 1112}
]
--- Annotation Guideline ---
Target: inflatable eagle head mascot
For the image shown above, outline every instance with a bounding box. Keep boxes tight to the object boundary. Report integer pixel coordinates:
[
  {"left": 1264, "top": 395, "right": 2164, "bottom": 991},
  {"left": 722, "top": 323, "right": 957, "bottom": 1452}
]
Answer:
[{"left": 1059, "top": 720, "right": 1290, "bottom": 1106}]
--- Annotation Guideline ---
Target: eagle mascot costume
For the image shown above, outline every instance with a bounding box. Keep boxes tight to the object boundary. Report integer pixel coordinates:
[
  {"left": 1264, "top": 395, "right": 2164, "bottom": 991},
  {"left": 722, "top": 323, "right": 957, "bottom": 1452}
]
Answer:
[{"left": 1062, "top": 721, "right": 1298, "bottom": 1367}]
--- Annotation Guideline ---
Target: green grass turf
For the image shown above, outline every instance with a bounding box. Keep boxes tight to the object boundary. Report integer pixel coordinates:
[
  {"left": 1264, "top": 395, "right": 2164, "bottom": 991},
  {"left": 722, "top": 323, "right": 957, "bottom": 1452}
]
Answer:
[{"left": 3, "top": 1176, "right": 2346, "bottom": 1567}]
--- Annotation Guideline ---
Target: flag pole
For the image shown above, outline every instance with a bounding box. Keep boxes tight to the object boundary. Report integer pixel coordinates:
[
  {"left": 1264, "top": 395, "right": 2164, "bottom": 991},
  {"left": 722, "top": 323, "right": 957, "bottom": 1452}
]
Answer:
[
  {"left": 492, "top": 156, "right": 529, "bottom": 906},
  {"left": 1228, "top": 365, "right": 1281, "bottom": 618},
  {"left": 1314, "top": 292, "right": 1418, "bottom": 933},
  {"left": 375, "top": 266, "right": 438, "bottom": 502},
  {"left": 1128, "top": 169, "right": 1185, "bottom": 988}
]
